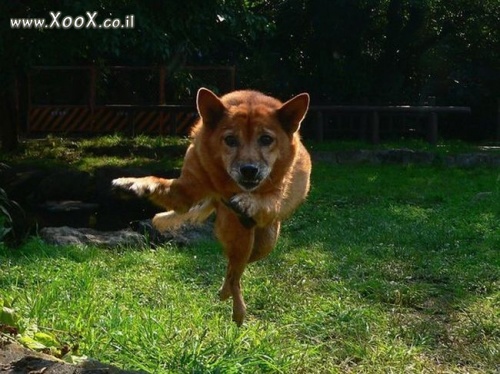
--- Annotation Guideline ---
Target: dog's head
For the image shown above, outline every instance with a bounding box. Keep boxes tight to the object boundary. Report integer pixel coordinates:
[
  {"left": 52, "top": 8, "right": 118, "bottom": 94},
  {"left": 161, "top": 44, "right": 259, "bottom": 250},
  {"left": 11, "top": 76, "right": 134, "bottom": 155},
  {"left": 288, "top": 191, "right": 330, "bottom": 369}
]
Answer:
[{"left": 196, "top": 88, "right": 309, "bottom": 192}]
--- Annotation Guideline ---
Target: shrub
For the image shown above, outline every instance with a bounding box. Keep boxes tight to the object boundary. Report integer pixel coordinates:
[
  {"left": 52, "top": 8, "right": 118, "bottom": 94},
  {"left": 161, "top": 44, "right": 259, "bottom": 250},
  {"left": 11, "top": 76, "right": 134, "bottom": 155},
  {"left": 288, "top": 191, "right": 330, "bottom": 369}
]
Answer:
[{"left": 0, "top": 187, "right": 26, "bottom": 245}]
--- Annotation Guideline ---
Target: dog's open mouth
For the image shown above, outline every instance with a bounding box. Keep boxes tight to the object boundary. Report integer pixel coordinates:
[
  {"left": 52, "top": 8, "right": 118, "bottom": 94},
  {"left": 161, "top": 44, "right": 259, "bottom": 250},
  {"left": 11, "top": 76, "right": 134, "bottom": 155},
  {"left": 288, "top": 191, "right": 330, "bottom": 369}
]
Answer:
[
  {"left": 230, "top": 163, "right": 269, "bottom": 191},
  {"left": 239, "top": 180, "right": 260, "bottom": 191}
]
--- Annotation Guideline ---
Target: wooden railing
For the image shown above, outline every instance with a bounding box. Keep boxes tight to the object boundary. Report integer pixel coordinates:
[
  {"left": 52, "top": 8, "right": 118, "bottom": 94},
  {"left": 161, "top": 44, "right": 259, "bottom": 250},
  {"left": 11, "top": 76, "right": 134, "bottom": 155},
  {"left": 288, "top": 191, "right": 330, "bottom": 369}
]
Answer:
[{"left": 309, "top": 105, "right": 471, "bottom": 144}]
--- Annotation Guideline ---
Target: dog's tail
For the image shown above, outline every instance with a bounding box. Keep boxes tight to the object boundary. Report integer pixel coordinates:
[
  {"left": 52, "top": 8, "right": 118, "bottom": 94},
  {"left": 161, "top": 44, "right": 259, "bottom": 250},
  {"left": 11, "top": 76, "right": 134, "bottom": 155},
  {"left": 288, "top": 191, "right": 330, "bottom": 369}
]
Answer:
[{"left": 152, "top": 199, "right": 214, "bottom": 232}]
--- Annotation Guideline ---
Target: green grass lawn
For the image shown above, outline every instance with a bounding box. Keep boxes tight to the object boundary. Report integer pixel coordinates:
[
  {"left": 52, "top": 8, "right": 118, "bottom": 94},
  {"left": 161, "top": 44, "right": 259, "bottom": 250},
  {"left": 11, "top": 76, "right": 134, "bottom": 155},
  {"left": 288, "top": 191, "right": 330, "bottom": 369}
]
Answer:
[{"left": 1, "top": 137, "right": 499, "bottom": 373}]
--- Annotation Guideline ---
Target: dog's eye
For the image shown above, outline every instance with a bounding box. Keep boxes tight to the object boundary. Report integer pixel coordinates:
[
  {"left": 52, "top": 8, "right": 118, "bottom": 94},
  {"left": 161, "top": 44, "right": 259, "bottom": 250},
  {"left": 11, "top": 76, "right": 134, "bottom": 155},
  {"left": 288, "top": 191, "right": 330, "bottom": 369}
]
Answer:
[
  {"left": 224, "top": 135, "right": 239, "bottom": 147},
  {"left": 258, "top": 135, "right": 274, "bottom": 147}
]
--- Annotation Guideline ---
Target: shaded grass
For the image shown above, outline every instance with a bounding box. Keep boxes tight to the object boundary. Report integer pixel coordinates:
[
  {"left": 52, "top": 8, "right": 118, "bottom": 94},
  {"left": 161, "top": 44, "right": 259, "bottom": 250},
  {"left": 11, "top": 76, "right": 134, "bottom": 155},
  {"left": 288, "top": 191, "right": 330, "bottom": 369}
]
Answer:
[
  {"left": 306, "top": 138, "right": 500, "bottom": 155},
  {"left": 2, "top": 134, "right": 190, "bottom": 172},
  {"left": 3, "top": 135, "right": 499, "bottom": 175},
  {"left": 1, "top": 159, "right": 499, "bottom": 372}
]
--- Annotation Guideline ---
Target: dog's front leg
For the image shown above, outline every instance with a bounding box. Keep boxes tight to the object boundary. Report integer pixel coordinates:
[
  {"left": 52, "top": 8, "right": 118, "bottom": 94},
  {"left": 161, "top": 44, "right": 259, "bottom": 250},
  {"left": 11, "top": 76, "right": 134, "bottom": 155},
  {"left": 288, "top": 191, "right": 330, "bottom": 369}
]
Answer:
[
  {"left": 215, "top": 204, "right": 255, "bottom": 326},
  {"left": 228, "top": 192, "right": 281, "bottom": 227},
  {"left": 112, "top": 176, "right": 169, "bottom": 199},
  {"left": 112, "top": 176, "right": 194, "bottom": 213}
]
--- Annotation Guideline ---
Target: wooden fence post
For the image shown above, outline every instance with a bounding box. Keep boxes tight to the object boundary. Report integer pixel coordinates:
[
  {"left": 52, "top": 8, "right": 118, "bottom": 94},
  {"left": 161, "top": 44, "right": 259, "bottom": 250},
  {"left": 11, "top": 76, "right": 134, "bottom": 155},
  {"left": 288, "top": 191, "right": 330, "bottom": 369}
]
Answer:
[
  {"left": 371, "top": 110, "right": 380, "bottom": 144},
  {"left": 89, "top": 65, "right": 96, "bottom": 131},
  {"left": 497, "top": 98, "right": 500, "bottom": 141},
  {"left": 315, "top": 110, "right": 324, "bottom": 142},
  {"left": 159, "top": 66, "right": 166, "bottom": 105},
  {"left": 428, "top": 111, "right": 438, "bottom": 145}
]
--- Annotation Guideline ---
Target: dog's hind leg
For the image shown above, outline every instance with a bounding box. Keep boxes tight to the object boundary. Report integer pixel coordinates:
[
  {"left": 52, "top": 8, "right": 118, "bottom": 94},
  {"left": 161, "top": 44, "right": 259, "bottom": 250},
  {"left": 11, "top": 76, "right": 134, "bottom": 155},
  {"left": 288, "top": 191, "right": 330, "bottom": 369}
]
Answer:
[
  {"left": 152, "top": 199, "right": 214, "bottom": 232},
  {"left": 215, "top": 205, "right": 254, "bottom": 326},
  {"left": 249, "top": 221, "right": 281, "bottom": 263},
  {"left": 220, "top": 258, "right": 251, "bottom": 326},
  {"left": 218, "top": 221, "right": 277, "bottom": 300}
]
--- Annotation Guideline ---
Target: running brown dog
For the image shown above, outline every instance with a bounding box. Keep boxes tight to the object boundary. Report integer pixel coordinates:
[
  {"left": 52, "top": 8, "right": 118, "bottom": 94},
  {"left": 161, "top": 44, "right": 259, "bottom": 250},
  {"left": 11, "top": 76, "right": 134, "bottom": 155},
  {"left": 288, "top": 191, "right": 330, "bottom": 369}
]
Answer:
[{"left": 112, "top": 88, "right": 311, "bottom": 325}]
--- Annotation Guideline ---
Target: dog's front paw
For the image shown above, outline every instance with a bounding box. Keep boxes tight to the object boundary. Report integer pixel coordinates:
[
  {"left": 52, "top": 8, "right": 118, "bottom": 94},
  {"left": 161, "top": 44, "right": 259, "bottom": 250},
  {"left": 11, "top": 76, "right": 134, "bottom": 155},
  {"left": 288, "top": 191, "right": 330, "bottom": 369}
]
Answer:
[
  {"left": 112, "top": 177, "right": 158, "bottom": 197},
  {"left": 230, "top": 193, "right": 258, "bottom": 217},
  {"left": 225, "top": 194, "right": 257, "bottom": 228}
]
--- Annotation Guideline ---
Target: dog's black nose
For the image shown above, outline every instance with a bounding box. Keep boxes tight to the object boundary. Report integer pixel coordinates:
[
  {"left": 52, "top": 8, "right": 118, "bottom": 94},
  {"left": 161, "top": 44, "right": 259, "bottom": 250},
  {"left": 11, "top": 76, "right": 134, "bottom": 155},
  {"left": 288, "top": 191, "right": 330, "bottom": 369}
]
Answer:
[{"left": 240, "top": 164, "right": 259, "bottom": 180}]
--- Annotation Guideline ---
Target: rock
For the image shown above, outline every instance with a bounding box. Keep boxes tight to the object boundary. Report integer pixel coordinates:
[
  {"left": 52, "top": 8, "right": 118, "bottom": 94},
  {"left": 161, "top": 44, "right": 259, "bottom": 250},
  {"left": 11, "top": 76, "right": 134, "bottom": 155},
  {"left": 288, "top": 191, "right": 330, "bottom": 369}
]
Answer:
[
  {"left": 335, "top": 150, "right": 375, "bottom": 164},
  {"left": 0, "top": 341, "right": 143, "bottom": 373},
  {"left": 38, "top": 219, "right": 214, "bottom": 248},
  {"left": 34, "top": 200, "right": 100, "bottom": 228},
  {"left": 374, "top": 149, "right": 436, "bottom": 165},
  {"left": 130, "top": 219, "right": 214, "bottom": 247},
  {"left": 1, "top": 168, "right": 46, "bottom": 204},
  {"left": 445, "top": 153, "right": 500, "bottom": 168},
  {"left": 37, "top": 170, "right": 92, "bottom": 202},
  {"left": 471, "top": 191, "right": 493, "bottom": 202},
  {"left": 39, "top": 201, "right": 100, "bottom": 213},
  {"left": 316, "top": 149, "right": 437, "bottom": 165},
  {"left": 35, "top": 201, "right": 100, "bottom": 228},
  {"left": 39, "top": 226, "right": 146, "bottom": 248},
  {"left": 312, "top": 150, "right": 500, "bottom": 167},
  {"left": 311, "top": 151, "right": 338, "bottom": 164}
]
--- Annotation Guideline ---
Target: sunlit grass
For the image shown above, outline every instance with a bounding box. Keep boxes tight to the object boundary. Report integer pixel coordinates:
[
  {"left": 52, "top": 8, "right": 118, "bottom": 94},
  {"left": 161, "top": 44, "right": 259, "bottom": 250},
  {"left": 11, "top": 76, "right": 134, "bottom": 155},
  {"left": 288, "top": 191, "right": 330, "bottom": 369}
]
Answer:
[{"left": 1, "top": 159, "right": 499, "bottom": 372}]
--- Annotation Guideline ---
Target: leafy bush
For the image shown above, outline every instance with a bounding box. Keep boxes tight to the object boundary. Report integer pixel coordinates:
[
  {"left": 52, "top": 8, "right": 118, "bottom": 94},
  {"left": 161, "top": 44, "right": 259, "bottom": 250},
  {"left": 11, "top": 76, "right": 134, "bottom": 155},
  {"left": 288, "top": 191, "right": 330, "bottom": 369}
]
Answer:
[{"left": 0, "top": 187, "right": 26, "bottom": 245}]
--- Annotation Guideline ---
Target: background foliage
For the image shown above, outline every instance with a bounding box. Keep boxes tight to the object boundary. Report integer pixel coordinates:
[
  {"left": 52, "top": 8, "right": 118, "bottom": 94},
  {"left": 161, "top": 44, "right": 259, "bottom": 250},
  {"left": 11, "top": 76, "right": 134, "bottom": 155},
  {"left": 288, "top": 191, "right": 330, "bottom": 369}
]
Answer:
[{"left": 1, "top": 0, "right": 499, "bottom": 150}]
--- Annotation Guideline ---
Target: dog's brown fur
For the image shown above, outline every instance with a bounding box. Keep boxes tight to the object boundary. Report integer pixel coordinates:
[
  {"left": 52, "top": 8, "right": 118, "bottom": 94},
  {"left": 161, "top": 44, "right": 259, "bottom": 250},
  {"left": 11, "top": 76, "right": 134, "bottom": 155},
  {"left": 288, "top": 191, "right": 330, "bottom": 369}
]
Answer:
[{"left": 113, "top": 88, "right": 311, "bottom": 325}]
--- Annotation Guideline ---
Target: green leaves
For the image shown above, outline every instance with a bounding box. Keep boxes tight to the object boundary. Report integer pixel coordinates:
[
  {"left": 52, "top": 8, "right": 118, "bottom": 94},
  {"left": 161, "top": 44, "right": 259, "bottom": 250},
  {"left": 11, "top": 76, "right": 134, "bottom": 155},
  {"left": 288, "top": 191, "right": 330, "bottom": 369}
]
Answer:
[
  {"left": 18, "top": 335, "right": 50, "bottom": 351},
  {"left": 0, "top": 298, "right": 85, "bottom": 362},
  {"left": 0, "top": 299, "right": 20, "bottom": 327}
]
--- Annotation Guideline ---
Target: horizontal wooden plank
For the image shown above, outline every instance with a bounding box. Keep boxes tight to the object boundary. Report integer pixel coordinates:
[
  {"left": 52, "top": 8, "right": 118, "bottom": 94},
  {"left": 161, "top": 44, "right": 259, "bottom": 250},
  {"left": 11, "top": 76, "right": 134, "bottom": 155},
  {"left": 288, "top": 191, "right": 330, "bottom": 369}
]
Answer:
[{"left": 310, "top": 105, "right": 471, "bottom": 113}]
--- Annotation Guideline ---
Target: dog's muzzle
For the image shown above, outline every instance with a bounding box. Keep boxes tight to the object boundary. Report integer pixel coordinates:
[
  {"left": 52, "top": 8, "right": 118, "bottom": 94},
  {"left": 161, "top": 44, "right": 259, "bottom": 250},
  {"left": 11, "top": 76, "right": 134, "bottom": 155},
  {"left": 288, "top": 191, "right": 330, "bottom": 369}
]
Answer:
[{"left": 236, "top": 163, "right": 265, "bottom": 191}]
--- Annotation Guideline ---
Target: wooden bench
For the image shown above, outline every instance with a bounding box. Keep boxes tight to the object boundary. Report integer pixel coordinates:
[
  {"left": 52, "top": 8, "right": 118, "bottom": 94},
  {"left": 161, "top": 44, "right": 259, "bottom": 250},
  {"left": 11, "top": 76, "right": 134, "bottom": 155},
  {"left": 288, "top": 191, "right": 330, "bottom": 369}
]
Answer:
[{"left": 309, "top": 105, "right": 471, "bottom": 144}]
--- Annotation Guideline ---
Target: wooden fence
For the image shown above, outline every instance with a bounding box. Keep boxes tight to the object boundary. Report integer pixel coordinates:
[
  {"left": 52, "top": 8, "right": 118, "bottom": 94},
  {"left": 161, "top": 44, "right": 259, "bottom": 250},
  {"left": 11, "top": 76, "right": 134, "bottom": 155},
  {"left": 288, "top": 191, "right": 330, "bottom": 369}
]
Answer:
[
  {"left": 309, "top": 105, "right": 471, "bottom": 144},
  {"left": 26, "top": 65, "right": 234, "bottom": 135}
]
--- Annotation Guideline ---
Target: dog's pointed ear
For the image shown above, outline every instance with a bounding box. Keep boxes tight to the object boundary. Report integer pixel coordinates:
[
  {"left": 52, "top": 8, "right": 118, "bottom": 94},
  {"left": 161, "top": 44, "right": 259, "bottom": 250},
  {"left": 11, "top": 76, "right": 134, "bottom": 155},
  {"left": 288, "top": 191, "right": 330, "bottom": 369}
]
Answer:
[
  {"left": 277, "top": 93, "right": 310, "bottom": 134},
  {"left": 197, "top": 88, "right": 226, "bottom": 128}
]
